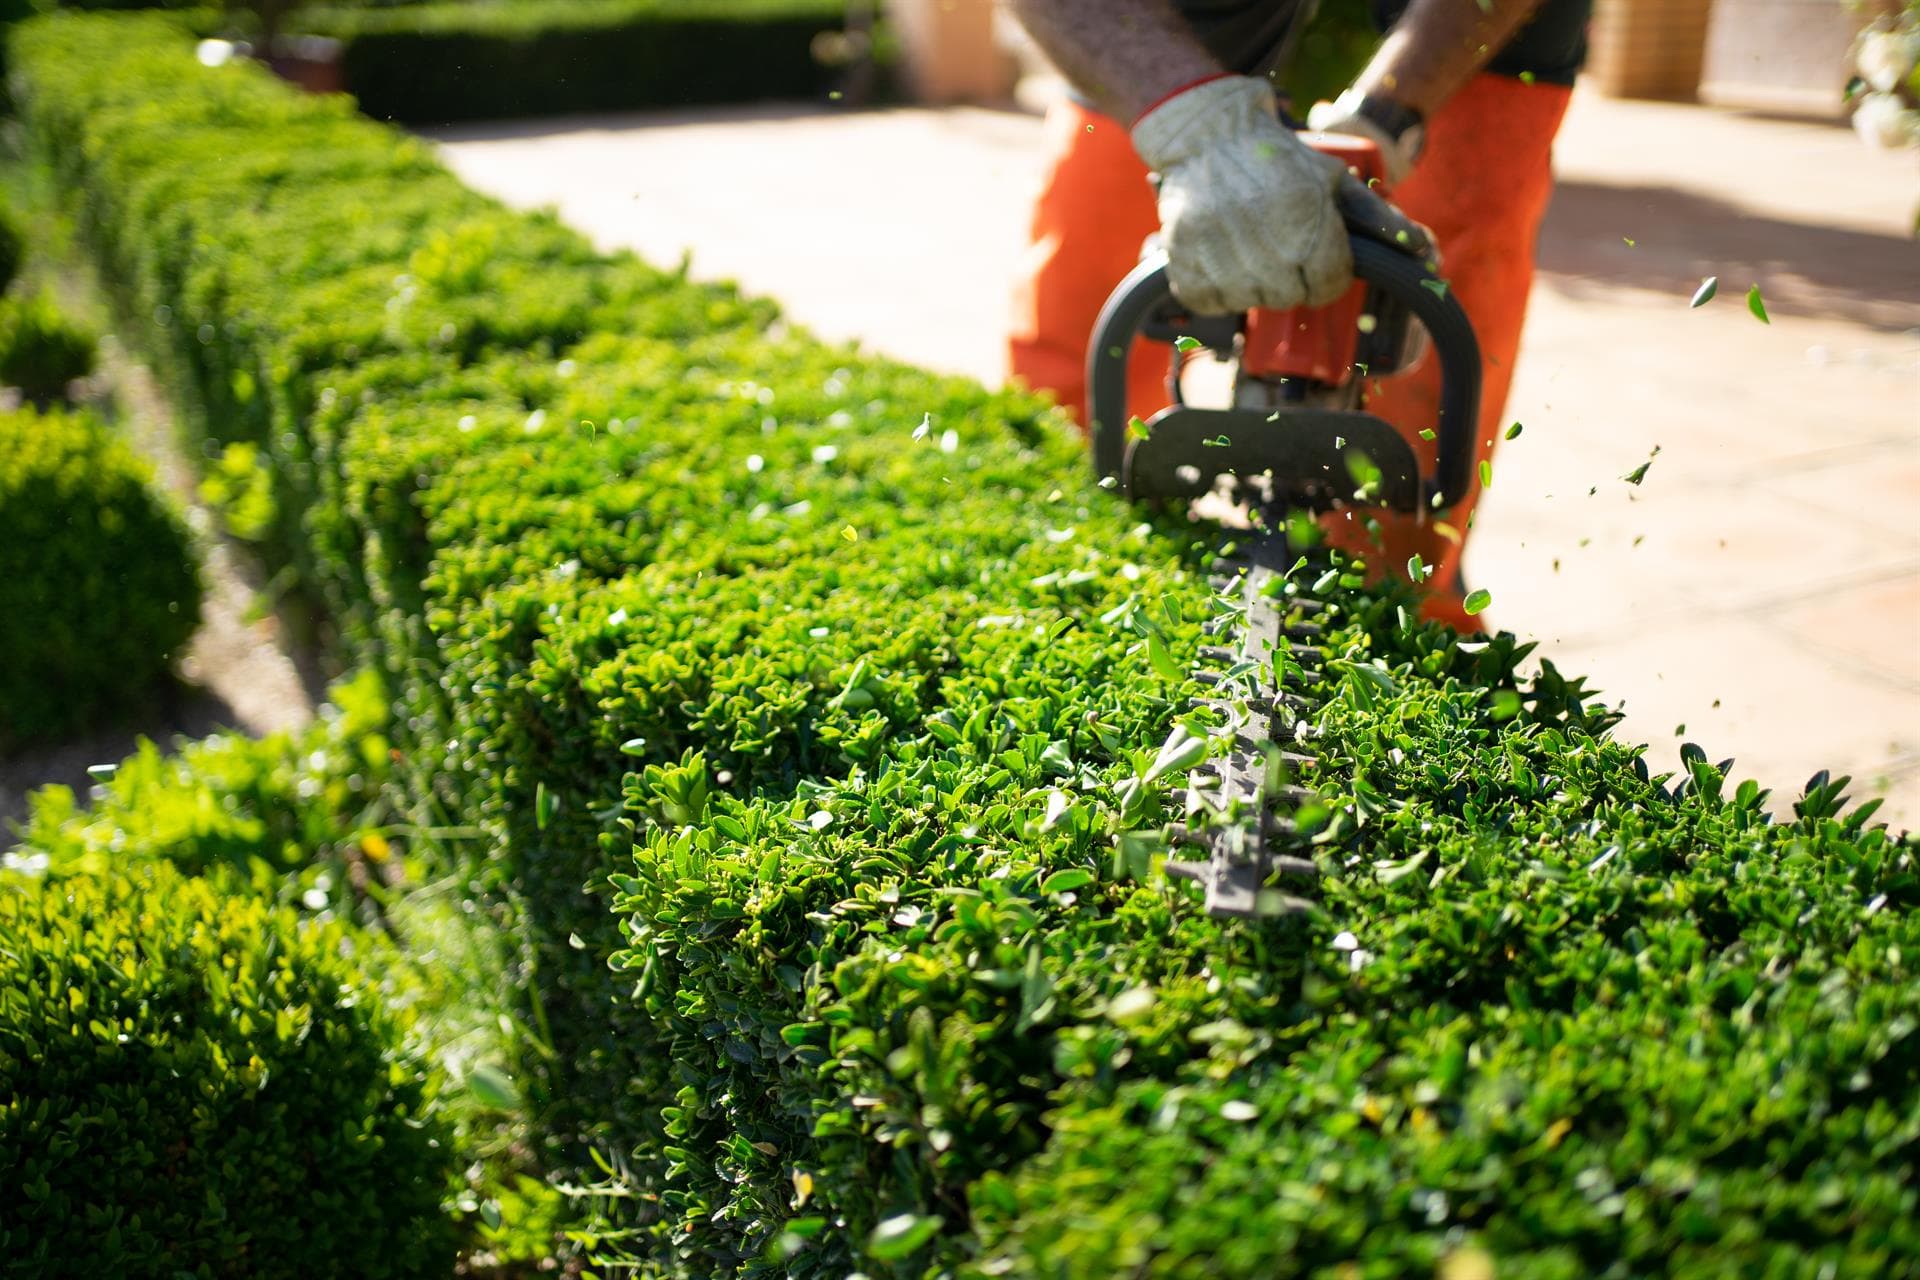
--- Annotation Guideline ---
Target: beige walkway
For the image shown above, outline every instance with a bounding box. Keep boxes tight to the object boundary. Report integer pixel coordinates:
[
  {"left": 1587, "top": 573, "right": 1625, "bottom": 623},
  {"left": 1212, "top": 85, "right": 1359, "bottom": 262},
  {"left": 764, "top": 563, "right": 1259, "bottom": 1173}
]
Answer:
[{"left": 436, "top": 91, "right": 1920, "bottom": 829}]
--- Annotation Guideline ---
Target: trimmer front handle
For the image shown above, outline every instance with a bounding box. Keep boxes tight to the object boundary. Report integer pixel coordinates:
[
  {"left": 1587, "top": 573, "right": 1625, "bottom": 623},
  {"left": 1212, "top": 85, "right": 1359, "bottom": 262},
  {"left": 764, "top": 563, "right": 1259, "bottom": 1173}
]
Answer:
[{"left": 1088, "top": 235, "right": 1481, "bottom": 515}]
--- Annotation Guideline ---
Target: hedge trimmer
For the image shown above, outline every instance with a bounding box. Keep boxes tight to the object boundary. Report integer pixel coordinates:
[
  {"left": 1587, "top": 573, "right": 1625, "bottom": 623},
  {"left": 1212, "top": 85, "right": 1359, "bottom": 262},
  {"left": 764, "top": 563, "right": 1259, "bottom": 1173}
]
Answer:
[{"left": 1087, "top": 142, "right": 1480, "bottom": 917}]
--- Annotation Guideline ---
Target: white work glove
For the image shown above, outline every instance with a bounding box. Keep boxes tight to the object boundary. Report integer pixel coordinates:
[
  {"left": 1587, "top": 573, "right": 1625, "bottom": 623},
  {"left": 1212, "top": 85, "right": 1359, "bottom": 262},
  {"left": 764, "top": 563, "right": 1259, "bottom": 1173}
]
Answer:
[
  {"left": 1132, "top": 76, "right": 1431, "bottom": 317},
  {"left": 1307, "top": 89, "right": 1419, "bottom": 186}
]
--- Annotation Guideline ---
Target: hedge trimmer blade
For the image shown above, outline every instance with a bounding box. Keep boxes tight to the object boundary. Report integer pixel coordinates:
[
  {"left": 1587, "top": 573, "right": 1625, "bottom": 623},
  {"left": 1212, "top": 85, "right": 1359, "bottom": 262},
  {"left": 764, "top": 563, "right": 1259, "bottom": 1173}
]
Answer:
[
  {"left": 1164, "top": 531, "right": 1326, "bottom": 918},
  {"left": 1089, "top": 222, "right": 1483, "bottom": 921}
]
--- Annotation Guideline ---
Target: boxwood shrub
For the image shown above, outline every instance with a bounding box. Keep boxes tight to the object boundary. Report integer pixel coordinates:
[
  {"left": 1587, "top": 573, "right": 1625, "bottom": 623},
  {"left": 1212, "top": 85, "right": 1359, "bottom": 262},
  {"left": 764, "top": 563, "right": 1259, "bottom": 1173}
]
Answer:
[
  {"left": 0, "top": 864, "right": 457, "bottom": 1277},
  {"left": 298, "top": 0, "right": 859, "bottom": 124},
  {"left": 13, "top": 12, "right": 1914, "bottom": 1276},
  {"left": 0, "top": 405, "right": 199, "bottom": 745},
  {"left": 0, "top": 289, "right": 96, "bottom": 401},
  {"left": 0, "top": 197, "right": 23, "bottom": 295}
]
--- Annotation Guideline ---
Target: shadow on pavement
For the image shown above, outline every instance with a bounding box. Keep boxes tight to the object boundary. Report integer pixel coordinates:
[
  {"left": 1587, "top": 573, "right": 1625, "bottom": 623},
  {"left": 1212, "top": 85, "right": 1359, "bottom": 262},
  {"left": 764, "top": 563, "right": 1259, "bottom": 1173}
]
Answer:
[{"left": 1537, "top": 179, "right": 1920, "bottom": 332}]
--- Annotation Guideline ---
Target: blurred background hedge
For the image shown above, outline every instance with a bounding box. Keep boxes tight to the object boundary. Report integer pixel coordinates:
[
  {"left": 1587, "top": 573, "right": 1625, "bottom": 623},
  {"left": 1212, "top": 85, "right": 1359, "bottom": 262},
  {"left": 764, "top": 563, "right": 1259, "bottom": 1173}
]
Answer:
[{"left": 0, "top": 407, "right": 200, "bottom": 746}]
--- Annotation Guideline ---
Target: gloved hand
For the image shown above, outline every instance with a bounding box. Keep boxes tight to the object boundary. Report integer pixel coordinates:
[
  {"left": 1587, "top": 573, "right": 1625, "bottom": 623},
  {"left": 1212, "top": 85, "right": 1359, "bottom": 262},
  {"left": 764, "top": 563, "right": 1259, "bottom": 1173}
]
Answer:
[
  {"left": 1132, "top": 76, "right": 1432, "bottom": 316},
  {"left": 1308, "top": 89, "right": 1421, "bottom": 186}
]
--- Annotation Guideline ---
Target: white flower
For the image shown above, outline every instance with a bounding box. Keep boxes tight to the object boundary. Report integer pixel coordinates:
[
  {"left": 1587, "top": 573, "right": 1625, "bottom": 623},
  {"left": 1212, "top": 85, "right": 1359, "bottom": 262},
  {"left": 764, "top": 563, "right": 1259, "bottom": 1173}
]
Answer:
[
  {"left": 1852, "top": 91, "right": 1920, "bottom": 150},
  {"left": 1856, "top": 26, "right": 1920, "bottom": 95},
  {"left": 196, "top": 39, "right": 238, "bottom": 68}
]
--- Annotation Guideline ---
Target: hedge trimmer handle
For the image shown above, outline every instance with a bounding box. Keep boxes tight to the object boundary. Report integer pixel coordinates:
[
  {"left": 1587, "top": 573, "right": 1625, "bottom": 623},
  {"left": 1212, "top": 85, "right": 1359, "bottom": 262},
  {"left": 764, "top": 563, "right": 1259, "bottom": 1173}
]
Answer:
[{"left": 1088, "top": 234, "right": 1481, "bottom": 514}]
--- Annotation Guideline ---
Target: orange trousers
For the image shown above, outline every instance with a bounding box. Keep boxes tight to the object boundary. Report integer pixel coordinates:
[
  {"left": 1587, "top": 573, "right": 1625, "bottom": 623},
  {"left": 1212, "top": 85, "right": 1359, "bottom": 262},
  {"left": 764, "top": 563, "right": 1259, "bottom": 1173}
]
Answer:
[{"left": 1008, "top": 74, "right": 1572, "bottom": 630}]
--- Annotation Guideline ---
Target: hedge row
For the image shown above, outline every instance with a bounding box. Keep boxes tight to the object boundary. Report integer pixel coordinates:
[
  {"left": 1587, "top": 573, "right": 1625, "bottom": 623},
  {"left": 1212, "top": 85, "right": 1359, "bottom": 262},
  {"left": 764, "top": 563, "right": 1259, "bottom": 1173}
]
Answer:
[
  {"left": 6, "top": 2, "right": 863, "bottom": 127},
  {"left": 295, "top": 0, "right": 859, "bottom": 124},
  {"left": 16, "top": 12, "right": 1918, "bottom": 1278}
]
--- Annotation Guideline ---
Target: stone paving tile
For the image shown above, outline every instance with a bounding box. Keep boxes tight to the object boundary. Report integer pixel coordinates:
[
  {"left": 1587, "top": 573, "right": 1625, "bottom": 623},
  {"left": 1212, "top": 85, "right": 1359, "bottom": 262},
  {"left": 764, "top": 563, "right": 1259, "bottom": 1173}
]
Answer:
[
  {"left": 436, "top": 104, "right": 1047, "bottom": 385},
  {"left": 1777, "top": 574, "right": 1920, "bottom": 691},
  {"left": 1754, "top": 441, "right": 1920, "bottom": 545},
  {"left": 1542, "top": 614, "right": 1920, "bottom": 820}
]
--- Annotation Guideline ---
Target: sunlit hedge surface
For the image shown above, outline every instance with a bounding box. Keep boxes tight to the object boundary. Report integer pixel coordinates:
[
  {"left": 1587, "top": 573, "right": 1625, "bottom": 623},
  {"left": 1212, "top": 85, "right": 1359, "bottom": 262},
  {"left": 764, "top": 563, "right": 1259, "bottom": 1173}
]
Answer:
[{"left": 13, "top": 13, "right": 1917, "bottom": 1277}]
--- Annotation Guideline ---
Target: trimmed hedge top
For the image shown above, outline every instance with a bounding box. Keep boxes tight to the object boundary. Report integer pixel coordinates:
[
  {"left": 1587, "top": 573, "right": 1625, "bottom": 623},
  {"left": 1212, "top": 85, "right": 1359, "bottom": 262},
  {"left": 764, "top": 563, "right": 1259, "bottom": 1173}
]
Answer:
[{"left": 14, "top": 12, "right": 1916, "bottom": 1277}]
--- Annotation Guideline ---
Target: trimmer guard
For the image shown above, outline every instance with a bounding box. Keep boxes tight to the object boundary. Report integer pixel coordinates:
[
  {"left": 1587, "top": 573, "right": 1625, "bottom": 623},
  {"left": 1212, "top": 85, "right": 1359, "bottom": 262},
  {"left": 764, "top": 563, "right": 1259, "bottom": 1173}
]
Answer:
[{"left": 1089, "top": 236, "right": 1483, "bottom": 517}]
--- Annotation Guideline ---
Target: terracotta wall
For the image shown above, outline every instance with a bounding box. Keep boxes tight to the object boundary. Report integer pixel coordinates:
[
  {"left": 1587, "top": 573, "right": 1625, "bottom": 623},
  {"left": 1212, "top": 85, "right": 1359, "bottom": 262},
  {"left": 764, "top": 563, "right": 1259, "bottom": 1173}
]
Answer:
[
  {"left": 884, "top": 0, "right": 1018, "bottom": 104},
  {"left": 1585, "top": 0, "right": 1719, "bottom": 100}
]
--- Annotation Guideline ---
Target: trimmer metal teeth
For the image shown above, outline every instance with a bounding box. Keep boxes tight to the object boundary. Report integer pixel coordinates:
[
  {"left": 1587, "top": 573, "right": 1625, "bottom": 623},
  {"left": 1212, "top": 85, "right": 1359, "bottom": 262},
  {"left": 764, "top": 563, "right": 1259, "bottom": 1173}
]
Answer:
[{"left": 1174, "top": 537, "right": 1332, "bottom": 920}]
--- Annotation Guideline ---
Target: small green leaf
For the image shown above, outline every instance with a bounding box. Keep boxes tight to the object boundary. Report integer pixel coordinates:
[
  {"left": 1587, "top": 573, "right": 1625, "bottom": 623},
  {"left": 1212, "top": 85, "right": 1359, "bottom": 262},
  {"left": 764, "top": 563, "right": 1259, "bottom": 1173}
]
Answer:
[
  {"left": 1690, "top": 276, "right": 1718, "bottom": 308},
  {"left": 1376, "top": 849, "right": 1431, "bottom": 884},
  {"left": 1746, "top": 283, "right": 1770, "bottom": 324},
  {"left": 1490, "top": 689, "right": 1523, "bottom": 720},
  {"left": 1479, "top": 459, "right": 1493, "bottom": 489},
  {"left": 1418, "top": 427, "right": 1436, "bottom": 441},
  {"left": 85, "top": 763, "right": 117, "bottom": 782},
  {"left": 619, "top": 737, "right": 648, "bottom": 756},
  {"left": 1406, "top": 553, "right": 1426, "bottom": 583},
  {"left": 1623, "top": 446, "right": 1659, "bottom": 486},
  {"left": 1202, "top": 434, "right": 1230, "bottom": 447},
  {"left": 1174, "top": 335, "right": 1202, "bottom": 352},
  {"left": 535, "top": 782, "right": 554, "bottom": 830},
  {"left": 1505, "top": 421, "right": 1523, "bottom": 440},
  {"left": 1463, "top": 589, "right": 1492, "bottom": 616},
  {"left": 1145, "top": 631, "right": 1184, "bottom": 681},
  {"left": 868, "top": 1213, "right": 941, "bottom": 1260},
  {"left": 1143, "top": 724, "right": 1209, "bottom": 785},
  {"left": 467, "top": 1063, "right": 521, "bottom": 1111},
  {"left": 1127, "top": 415, "right": 1152, "bottom": 442},
  {"left": 1041, "top": 868, "right": 1094, "bottom": 895},
  {"left": 1421, "top": 278, "right": 1450, "bottom": 299}
]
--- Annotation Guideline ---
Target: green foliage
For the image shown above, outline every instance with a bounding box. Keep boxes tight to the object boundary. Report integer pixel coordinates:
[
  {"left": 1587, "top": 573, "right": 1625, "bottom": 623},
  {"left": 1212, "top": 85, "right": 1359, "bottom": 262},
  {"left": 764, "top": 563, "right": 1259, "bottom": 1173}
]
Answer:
[
  {"left": 0, "top": 405, "right": 200, "bottom": 745},
  {"left": 0, "top": 198, "right": 23, "bottom": 295},
  {"left": 296, "top": 0, "right": 857, "bottom": 124},
  {"left": 198, "top": 437, "right": 277, "bottom": 538},
  {"left": 0, "top": 863, "right": 458, "bottom": 1277},
  {"left": 13, "top": 668, "right": 397, "bottom": 911},
  {"left": 0, "top": 289, "right": 95, "bottom": 401},
  {"left": 13, "top": 13, "right": 1914, "bottom": 1277},
  {"left": 1280, "top": 0, "right": 1381, "bottom": 109},
  {"left": 10, "top": 665, "right": 561, "bottom": 1268}
]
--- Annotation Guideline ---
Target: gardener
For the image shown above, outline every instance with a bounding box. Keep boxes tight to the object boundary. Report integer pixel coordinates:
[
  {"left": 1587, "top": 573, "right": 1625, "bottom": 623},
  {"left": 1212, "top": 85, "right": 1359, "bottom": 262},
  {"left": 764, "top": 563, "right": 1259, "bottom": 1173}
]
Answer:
[{"left": 1007, "top": 0, "right": 1590, "bottom": 630}]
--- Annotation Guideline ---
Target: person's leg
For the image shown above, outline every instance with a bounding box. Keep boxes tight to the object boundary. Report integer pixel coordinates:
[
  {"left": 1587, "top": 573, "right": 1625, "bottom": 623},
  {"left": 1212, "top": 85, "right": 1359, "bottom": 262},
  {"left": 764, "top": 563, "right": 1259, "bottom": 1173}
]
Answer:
[
  {"left": 1007, "top": 99, "right": 1166, "bottom": 428},
  {"left": 1319, "top": 72, "right": 1573, "bottom": 629}
]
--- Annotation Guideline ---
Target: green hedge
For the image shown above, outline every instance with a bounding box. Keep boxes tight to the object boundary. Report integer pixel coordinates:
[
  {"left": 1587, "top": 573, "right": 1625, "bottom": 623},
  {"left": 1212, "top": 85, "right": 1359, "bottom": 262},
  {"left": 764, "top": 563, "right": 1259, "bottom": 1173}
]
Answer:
[
  {"left": 0, "top": 198, "right": 23, "bottom": 293},
  {"left": 297, "top": 0, "right": 857, "bottom": 124},
  {"left": 13, "top": 12, "right": 1917, "bottom": 1277},
  {"left": 0, "top": 406, "right": 199, "bottom": 745},
  {"left": 0, "top": 864, "right": 456, "bottom": 1277},
  {"left": 0, "top": 289, "right": 96, "bottom": 399}
]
